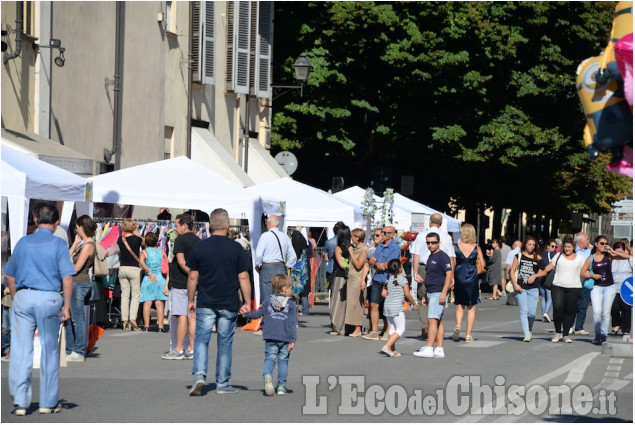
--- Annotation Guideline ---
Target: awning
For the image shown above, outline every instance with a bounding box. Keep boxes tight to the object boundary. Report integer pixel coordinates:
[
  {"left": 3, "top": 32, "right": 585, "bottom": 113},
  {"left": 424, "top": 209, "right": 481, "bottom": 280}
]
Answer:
[
  {"left": 247, "top": 141, "right": 288, "bottom": 184},
  {"left": 191, "top": 127, "right": 255, "bottom": 187},
  {"left": 1, "top": 128, "right": 94, "bottom": 176}
]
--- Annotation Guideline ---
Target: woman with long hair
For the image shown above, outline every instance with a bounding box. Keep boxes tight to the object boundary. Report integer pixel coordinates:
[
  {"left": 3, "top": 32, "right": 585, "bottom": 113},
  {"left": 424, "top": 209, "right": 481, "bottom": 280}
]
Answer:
[
  {"left": 510, "top": 236, "right": 545, "bottom": 342},
  {"left": 345, "top": 228, "right": 369, "bottom": 337},
  {"left": 329, "top": 225, "right": 351, "bottom": 336},
  {"left": 486, "top": 238, "right": 503, "bottom": 300},
  {"left": 117, "top": 218, "right": 143, "bottom": 331},
  {"left": 610, "top": 241, "right": 633, "bottom": 337},
  {"left": 66, "top": 215, "right": 97, "bottom": 361},
  {"left": 452, "top": 223, "right": 484, "bottom": 343},
  {"left": 542, "top": 236, "right": 584, "bottom": 343},
  {"left": 582, "top": 235, "right": 631, "bottom": 344}
]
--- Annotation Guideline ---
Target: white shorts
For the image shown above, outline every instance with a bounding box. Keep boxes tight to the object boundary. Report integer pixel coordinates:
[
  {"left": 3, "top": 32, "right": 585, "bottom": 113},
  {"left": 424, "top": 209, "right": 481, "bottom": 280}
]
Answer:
[{"left": 386, "top": 312, "right": 406, "bottom": 336}]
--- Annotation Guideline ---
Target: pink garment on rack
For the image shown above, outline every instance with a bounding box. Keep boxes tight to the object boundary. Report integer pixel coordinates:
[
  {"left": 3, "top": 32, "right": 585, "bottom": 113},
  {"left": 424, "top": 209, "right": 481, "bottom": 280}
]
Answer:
[{"left": 100, "top": 224, "right": 120, "bottom": 250}]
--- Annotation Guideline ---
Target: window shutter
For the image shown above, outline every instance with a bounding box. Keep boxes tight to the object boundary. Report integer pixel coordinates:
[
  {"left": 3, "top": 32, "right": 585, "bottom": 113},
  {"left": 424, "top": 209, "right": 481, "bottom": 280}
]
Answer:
[
  {"left": 232, "top": 1, "right": 251, "bottom": 94},
  {"left": 255, "top": 1, "right": 273, "bottom": 98},
  {"left": 191, "top": 1, "right": 202, "bottom": 83},
  {"left": 202, "top": 1, "right": 215, "bottom": 84}
]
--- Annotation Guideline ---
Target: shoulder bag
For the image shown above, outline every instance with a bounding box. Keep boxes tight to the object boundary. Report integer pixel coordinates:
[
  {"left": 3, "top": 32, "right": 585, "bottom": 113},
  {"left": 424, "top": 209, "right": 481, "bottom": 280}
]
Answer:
[
  {"left": 542, "top": 253, "right": 561, "bottom": 290},
  {"left": 122, "top": 235, "right": 145, "bottom": 280},
  {"left": 476, "top": 247, "right": 486, "bottom": 275},
  {"left": 583, "top": 256, "right": 595, "bottom": 289}
]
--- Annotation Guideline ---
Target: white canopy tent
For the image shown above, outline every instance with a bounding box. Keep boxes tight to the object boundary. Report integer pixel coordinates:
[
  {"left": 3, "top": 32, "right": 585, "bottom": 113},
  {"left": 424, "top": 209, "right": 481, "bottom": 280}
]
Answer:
[
  {"left": 87, "top": 156, "right": 285, "bottom": 303},
  {"left": 1, "top": 143, "right": 91, "bottom": 251},
  {"left": 333, "top": 186, "right": 461, "bottom": 233},
  {"left": 245, "top": 177, "right": 356, "bottom": 234}
]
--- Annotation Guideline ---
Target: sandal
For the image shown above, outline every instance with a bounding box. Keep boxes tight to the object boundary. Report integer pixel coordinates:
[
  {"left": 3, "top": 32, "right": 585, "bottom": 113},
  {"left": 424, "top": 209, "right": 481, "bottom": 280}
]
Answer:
[
  {"left": 381, "top": 346, "right": 395, "bottom": 357},
  {"left": 392, "top": 351, "right": 401, "bottom": 357},
  {"left": 465, "top": 335, "right": 474, "bottom": 343}
]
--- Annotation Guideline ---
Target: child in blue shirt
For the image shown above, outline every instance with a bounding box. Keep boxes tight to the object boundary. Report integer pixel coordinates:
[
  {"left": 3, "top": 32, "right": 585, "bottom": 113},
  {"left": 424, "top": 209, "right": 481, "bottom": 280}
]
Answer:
[{"left": 241, "top": 274, "right": 297, "bottom": 396}]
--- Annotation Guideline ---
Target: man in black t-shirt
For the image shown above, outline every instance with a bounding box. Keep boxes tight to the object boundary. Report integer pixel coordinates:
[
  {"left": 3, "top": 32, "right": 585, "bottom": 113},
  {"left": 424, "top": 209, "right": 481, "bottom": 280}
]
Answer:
[
  {"left": 186, "top": 208, "right": 252, "bottom": 396},
  {"left": 162, "top": 214, "right": 200, "bottom": 360}
]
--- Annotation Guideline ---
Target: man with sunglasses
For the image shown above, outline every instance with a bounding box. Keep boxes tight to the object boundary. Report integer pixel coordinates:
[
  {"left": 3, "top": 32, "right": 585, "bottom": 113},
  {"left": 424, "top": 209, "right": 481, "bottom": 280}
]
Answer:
[
  {"left": 363, "top": 226, "right": 400, "bottom": 340},
  {"left": 410, "top": 214, "right": 456, "bottom": 340},
  {"left": 571, "top": 232, "right": 592, "bottom": 336}
]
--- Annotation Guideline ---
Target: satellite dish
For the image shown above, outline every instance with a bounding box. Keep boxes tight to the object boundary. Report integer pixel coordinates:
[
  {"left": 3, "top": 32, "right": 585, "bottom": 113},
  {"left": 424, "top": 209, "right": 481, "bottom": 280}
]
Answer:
[{"left": 275, "top": 151, "right": 298, "bottom": 176}]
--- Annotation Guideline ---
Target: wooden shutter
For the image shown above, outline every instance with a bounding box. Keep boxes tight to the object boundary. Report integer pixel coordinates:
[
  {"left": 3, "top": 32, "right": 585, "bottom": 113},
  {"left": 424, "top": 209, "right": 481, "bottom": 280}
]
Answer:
[
  {"left": 255, "top": 1, "right": 273, "bottom": 98},
  {"left": 191, "top": 1, "right": 202, "bottom": 83},
  {"left": 232, "top": 1, "right": 251, "bottom": 94},
  {"left": 202, "top": 1, "right": 215, "bottom": 84}
]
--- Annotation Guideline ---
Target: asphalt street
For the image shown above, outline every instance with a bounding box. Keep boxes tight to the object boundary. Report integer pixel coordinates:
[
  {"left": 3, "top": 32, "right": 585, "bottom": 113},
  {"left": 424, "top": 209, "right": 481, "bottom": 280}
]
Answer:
[{"left": 1, "top": 298, "right": 632, "bottom": 423}]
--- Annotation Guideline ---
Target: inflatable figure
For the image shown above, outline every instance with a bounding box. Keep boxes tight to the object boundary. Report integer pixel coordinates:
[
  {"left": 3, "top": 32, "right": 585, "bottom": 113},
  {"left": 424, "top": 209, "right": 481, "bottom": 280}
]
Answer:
[{"left": 576, "top": 1, "right": 633, "bottom": 178}]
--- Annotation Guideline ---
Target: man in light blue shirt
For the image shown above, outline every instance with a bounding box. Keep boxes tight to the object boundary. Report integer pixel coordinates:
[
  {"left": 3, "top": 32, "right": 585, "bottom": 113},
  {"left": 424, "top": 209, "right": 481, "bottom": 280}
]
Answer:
[
  {"left": 572, "top": 232, "right": 592, "bottom": 335},
  {"left": 5, "top": 204, "right": 75, "bottom": 416},
  {"left": 323, "top": 222, "right": 344, "bottom": 292},
  {"left": 255, "top": 216, "right": 297, "bottom": 304},
  {"left": 362, "top": 225, "right": 401, "bottom": 340}
]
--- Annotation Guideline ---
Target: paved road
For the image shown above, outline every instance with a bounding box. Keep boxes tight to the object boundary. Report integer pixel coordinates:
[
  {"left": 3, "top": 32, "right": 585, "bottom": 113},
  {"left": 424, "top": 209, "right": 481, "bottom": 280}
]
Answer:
[{"left": 1, "top": 299, "right": 632, "bottom": 422}]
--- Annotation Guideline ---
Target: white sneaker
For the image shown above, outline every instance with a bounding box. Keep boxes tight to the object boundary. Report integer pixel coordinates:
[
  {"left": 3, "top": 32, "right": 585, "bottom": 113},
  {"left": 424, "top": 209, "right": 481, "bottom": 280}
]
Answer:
[
  {"left": 413, "top": 346, "right": 434, "bottom": 358},
  {"left": 433, "top": 347, "right": 445, "bottom": 358},
  {"left": 66, "top": 352, "right": 85, "bottom": 362},
  {"left": 523, "top": 333, "right": 532, "bottom": 342},
  {"left": 551, "top": 333, "right": 563, "bottom": 343}
]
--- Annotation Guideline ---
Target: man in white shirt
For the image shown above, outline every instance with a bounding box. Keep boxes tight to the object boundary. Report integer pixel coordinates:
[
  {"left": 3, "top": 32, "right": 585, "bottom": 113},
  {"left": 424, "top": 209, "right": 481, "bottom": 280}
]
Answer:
[
  {"left": 505, "top": 240, "right": 522, "bottom": 281},
  {"left": 411, "top": 213, "right": 456, "bottom": 340},
  {"left": 254, "top": 216, "right": 297, "bottom": 304}
]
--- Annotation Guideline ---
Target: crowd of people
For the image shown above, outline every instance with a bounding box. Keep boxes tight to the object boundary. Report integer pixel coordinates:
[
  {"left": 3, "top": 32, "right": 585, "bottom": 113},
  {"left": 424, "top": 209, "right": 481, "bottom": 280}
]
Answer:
[{"left": 1, "top": 202, "right": 633, "bottom": 414}]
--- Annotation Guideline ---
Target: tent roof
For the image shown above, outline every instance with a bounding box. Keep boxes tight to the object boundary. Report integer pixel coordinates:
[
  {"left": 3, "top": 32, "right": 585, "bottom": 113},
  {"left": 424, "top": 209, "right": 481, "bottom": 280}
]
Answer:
[
  {"left": 245, "top": 177, "right": 355, "bottom": 227},
  {"left": 88, "top": 156, "right": 281, "bottom": 217},
  {"left": 1, "top": 143, "right": 89, "bottom": 201}
]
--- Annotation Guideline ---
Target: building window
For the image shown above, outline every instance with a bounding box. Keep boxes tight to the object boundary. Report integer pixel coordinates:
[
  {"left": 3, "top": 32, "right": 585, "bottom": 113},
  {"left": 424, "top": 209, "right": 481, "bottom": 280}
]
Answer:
[
  {"left": 192, "top": 1, "right": 215, "bottom": 84},
  {"left": 164, "top": 126, "right": 174, "bottom": 159},
  {"left": 166, "top": 1, "right": 177, "bottom": 34}
]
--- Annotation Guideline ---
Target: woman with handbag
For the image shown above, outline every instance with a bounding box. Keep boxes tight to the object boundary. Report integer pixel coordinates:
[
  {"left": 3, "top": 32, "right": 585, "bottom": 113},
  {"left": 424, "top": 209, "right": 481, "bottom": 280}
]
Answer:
[
  {"left": 66, "top": 215, "right": 97, "bottom": 362},
  {"left": 139, "top": 232, "right": 169, "bottom": 332},
  {"left": 542, "top": 236, "right": 585, "bottom": 343},
  {"left": 345, "top": 228, "right": 370, "bottom": 337},
  {"left": 486, "top": 238, "right": 503, "bottom": 300},
  {"left": 582, "top": 235, "right": 631, "bottom": 345},
  {"left": 117, "top": 218, "right": 143, "bottom": 331},
  {"left": 452, "top": 223, "right": 484, "bottom": 343},
  {"left": 510, "top": 236, "right": 546, "bottom": 342},
  {"left": 329, "top": 225, "right": 351, "bottom": 336}
]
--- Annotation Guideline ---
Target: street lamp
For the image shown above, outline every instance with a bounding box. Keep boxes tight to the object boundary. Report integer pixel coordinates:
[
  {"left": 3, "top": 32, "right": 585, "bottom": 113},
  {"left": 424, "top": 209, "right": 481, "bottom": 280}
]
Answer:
[{"left": 271, "top": 52, "right": 313, "bottom": 100}]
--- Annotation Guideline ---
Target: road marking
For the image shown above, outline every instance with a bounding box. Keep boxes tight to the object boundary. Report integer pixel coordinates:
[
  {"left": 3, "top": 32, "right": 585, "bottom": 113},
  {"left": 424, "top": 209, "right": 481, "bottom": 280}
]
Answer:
[
  {"left": 606, "top": 365, "right": 621, "bottom": 371},
  {"left": 564, "top": 352, "right": 598, "bottom": 385},
  {"left": 458, "top": 341, "right": 505, "bottom": 348},
  {"left": 609, "top": 357, "right": 625, "bottom": 364},
  {"left": 457, "top": 352, "right": 599, "bottom": 423}
]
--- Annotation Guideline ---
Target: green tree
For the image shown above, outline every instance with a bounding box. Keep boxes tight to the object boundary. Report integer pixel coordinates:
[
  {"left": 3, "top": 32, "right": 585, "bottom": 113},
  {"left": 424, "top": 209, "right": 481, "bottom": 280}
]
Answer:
[{"left": 272, "top": 1, "right": 632, "bottom": 222}]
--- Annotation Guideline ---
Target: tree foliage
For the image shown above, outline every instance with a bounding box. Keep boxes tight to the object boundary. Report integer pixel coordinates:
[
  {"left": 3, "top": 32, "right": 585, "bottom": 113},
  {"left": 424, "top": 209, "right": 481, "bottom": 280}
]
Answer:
[{"left": 271, "top": 1, "right": 632, "bottom": 217}]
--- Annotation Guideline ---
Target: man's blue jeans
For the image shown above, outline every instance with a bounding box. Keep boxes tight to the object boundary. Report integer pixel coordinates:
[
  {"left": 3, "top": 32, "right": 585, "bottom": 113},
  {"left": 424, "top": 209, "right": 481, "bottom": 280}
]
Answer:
[
  {"left": 264, "top": 340, "right": 290, "bottom": 388},
  {"left": 516, "top": 288, "right": 539, "bottom": 336},
  {"left": 65, "top": 282, "right": 91, "bottom": 356},
  {"left": 538, "top": 284, "right": 552, "bottom": 317},
  {"left": 192, "top": 308, "right": 237, "bottom": 387},
  {"left": 259, "top": 264, "right": 286, "bottom": 303},
  {"left": 300, "top": 296, "right": 310, "bottom": 316},
  {"left": 1, "top": 304, "right": 11, "bottom": 354},
  {"left": 9, "top": 289, "right": 63, "bottom": 409},
  {"left": 574, "top": 287, "right": 591, "bottom": 331}
]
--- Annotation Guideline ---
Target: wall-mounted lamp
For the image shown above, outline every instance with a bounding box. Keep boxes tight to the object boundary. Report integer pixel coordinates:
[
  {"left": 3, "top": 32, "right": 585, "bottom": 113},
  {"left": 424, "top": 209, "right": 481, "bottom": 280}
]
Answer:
[
  {"left": 270, "top": 53, "right": 313, "bottom": 101},
  {"left": 33, "top": 38, "right": 65, "bottom": 67}
]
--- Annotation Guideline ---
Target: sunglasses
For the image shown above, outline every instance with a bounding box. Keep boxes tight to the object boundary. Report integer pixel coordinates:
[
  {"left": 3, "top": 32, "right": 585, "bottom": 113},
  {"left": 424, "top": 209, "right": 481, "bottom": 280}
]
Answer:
[
  {"left": 426, "top": 241, "right": 439, "bottom": 245},
  {"left": 550, "top": 245, "right": 556, "bottom": 248},
  {"left": 597, "top": 241, "right": 608, "bottom": 246},
  {"left": 381, "top": 231, "right": 393, "bottom": 235},
  {"left": 374, "top": 234, "right": 382, "bottom": 238}
]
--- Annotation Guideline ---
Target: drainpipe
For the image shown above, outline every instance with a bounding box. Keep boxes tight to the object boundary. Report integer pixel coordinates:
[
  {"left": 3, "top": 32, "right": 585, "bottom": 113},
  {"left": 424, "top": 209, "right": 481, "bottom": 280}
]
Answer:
[
  {"left": 112, "top": 1, "right": 124, "bottom": 170},
  {"left": 3, "top": 2, "right": 23, "bottom": 64},
  {"left": 186, "top": 1, "right": 192, "bottom": 158}
]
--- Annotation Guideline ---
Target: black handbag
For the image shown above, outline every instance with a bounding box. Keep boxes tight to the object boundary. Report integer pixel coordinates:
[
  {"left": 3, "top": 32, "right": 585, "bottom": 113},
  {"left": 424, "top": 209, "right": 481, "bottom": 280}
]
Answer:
[
  {"left": 87, "top": 280, "right": 101, "bottom": 304},
  {"left": 542, "top": 253, "right": 561, "bottom": 290}
]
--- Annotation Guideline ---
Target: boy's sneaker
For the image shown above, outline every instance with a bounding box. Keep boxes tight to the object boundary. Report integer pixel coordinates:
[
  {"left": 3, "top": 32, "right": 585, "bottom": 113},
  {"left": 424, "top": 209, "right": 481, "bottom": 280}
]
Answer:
[
  {"left": 276, "top": 386, "right": 287, "bottom": 395},
  {"left": 264, "top": 375, "right": 275, "bottom": 396},
  {"left": 184, "top": 350, "right": 194, "bottom": 360},
  {"left": 413, "top": 346, "right": 434, "bottom": 358},
  {"left": 216, "top": 384, "right": 238, "bottom": 394},
  {"left": 433, "top": 347, "right": 445, "bottom": 358},
  {"left": 66, "top": 352, "right": 85, "bottom": 362},
  {"left": 39, "top": 403, "right": 62, "bottom": 414},
  {"left": 161, "top": 350, "right": 184, "bottom": 360},
  {"left": 189, "top": 373, "right": 205, "bottom": 396}
]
